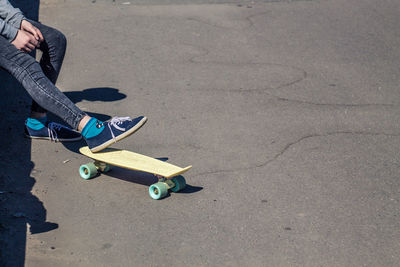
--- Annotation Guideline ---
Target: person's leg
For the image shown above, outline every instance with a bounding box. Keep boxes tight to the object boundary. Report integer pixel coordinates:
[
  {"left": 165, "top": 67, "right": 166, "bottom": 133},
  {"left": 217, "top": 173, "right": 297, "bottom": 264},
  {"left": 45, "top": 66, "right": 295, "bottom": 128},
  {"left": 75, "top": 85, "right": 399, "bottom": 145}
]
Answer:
[
  {"left": 22, "top": 21, "right": 82, "bottom": 141},
  {"left": 0, "top": 35, "right": 147, "bottom": 151},
  {"left": 29, "top": 20, "right": 67, "bottom": 116},
  {"left": 0, "top": 35, "right": 85, "bottom": 129},
  {"left": 35, "top": 21, "right": 66, "bottom": 85}
]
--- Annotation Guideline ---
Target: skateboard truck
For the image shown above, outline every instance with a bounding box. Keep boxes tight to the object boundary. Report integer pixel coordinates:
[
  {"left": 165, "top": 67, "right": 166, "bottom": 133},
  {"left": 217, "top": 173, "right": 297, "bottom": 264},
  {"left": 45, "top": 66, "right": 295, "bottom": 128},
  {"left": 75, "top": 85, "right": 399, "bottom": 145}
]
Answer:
[{"left": 94, "top": 161, "right": 112, "bottom": 173}]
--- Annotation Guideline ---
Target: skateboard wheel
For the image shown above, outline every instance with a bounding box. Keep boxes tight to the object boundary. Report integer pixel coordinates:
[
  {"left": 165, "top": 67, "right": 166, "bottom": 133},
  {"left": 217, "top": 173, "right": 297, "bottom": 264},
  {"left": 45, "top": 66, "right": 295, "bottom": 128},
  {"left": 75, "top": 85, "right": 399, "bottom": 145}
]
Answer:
[
  {"left": 170, "top": 176, "right": 186, "bottom": 192},
  {"left": 79, "top": 163, "right": 98, "bottom": 180},
  {"left": 149, "top": 182, "right": 168, "bottom": 200}
]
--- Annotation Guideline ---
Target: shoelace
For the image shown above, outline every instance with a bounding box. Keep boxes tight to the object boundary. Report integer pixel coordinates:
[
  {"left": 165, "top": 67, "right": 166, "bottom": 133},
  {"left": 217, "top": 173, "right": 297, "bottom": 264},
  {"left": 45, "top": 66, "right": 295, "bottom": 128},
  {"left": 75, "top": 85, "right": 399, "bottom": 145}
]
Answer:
[
  {"left": 108, "top": 116, "right": 132, "bottom": 142},
  {"left": 47, "top": 122, "right": 66, "bottom": 142}
]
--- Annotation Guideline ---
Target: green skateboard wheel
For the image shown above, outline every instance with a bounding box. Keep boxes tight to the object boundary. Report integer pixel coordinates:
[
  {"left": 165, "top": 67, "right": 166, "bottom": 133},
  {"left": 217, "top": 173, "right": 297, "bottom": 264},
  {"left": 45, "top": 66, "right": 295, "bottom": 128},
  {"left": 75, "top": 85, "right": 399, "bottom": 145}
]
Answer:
[
  {"left": 79, "top": 163, "right": 98, "bottom": 180},
  {"left": 149, "top": 182, "right": 168, "bottom": 200},
  {"left": 170, "top": 176, "right": 186, "bottom": 192}
]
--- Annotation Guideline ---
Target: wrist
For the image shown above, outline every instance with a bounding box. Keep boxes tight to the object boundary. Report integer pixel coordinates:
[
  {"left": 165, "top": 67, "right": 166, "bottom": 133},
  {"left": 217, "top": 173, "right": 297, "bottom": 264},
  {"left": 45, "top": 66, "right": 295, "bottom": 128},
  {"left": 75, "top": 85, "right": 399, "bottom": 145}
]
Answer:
[
  {"left": 20, "top": 19, "right": 26, "bottom": 29},
  {"left": 8, "top": 27, "right": 19, "bottom": 43}
]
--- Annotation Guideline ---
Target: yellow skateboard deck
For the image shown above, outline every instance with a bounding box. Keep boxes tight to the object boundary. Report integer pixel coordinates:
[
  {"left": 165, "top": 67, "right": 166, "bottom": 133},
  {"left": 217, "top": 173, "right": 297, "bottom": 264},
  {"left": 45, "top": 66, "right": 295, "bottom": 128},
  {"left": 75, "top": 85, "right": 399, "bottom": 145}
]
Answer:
[
  {"left": 79, "top": 146, "right": 192, "bottom": 199},
  {"left": 79, "top": 146, "right": 192, "bottom": 178}
]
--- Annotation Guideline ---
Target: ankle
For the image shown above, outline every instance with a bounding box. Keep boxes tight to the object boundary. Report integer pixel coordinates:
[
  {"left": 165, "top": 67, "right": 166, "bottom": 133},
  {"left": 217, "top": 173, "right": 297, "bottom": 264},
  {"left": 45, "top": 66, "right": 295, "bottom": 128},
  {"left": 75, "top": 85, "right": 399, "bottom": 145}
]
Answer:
[
  {"left": 81, "top": 117, "right": 104, "bottom": 139},
  {"left": 30, "top": 112, "right": 47, "bottom": 119},
  {"left": 78, "top": 116, "right": 92, "bottom": 132}
]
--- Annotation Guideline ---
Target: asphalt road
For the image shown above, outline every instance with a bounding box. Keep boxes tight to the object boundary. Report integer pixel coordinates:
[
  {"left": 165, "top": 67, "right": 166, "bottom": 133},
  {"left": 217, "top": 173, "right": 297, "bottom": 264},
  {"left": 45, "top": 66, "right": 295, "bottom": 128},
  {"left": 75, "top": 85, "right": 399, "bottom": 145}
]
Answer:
[{"left": 1, "top": 0, "right": 399, "bottom": 266}]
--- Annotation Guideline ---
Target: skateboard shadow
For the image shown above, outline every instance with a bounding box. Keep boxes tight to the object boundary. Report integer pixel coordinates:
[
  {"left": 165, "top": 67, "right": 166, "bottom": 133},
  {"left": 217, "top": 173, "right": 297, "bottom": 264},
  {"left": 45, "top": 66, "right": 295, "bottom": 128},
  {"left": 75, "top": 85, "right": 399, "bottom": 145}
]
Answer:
[
  {"left": 106, "top": 167, "right": 159, "bottom": 186},
  {"left": 176, "top": 184, "right": 203, "bottom": 194},
  {"left": 103, "top": 166, "right": 203, "bottom": 196}
]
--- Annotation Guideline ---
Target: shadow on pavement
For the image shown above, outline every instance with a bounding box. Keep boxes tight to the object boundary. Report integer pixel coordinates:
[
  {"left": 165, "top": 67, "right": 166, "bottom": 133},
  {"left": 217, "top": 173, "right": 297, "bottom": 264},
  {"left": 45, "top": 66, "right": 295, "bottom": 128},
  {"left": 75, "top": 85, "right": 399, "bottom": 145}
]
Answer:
[
  {"left": 0, "top": 10, "right": 127, "bottom": 267},
  {"left": 0, "top": 1, "right": 59, "bottom": 266},
  {"left": 48, "top": 87, "right": 127, "bottom": 124},
  {"left": 0, "top": 3, "right": 50, "bottom": 266},
  {"left": 49, "top": 87, "right": 127, "bottom": 154},
  {"left": 64, "top": 87, "right": 126, "bottom": 104},
  {"left": 0, "top": 1, "right": 199, "bottom": 265},
  {"left": 91, "top": 166, "right": 202, "bottom": 197},
  {"left": 178, "top": 184, "right": 203, "bottom": 194}
]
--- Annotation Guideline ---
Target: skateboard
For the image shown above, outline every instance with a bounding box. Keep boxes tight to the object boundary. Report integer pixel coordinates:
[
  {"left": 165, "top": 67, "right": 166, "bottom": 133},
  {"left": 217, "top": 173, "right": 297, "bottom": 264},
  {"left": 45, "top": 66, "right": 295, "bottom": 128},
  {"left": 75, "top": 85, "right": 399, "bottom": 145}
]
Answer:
[{"left": 79, "top": 146, "right": 192, "bottom": 200}]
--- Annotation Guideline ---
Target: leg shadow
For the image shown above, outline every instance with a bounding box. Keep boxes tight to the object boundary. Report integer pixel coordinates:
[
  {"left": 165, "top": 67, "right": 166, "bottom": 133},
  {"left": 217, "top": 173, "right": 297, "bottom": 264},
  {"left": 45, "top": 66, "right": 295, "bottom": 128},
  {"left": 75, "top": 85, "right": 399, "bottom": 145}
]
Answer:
[
  {"left": 49, "top": 87, "right": 128, "bottom": 124},
  {"left": 46, "top": 87, "right": 127, "bottom": 153},
  {"left": 63, "top": 87, "right": 126, "bottom": 104}
]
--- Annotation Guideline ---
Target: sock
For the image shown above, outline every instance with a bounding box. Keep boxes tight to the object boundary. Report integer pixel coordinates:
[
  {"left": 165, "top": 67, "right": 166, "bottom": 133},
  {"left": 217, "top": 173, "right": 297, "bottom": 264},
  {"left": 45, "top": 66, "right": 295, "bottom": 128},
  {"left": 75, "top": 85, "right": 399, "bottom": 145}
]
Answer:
[
  {"left": 26, "top": 116, "right": 47, "bottom": 130},
  {"left": 81, "top": 118, "right": 105, "bottom": 139}
]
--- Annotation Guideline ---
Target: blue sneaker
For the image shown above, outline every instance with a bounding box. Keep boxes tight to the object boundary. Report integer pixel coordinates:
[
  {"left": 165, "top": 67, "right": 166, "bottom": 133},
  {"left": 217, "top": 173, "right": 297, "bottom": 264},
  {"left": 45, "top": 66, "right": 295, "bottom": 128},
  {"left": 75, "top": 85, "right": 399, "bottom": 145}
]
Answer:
[
  {"left": 84, "top": 116, "right": 147, "bottom": 152},
  {"left": 25, "top": 122, "right": 82, "bottom": 142}
]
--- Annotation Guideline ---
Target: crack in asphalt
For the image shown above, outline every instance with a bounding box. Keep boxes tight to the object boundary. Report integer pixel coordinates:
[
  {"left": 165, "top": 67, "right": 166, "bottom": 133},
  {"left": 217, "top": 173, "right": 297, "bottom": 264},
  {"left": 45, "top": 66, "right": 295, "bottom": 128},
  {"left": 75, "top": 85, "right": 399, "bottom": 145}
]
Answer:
[
  {"left": 244, "top": 11, "right": 270, "bottom": 29},
  {"left": 185, "top": 10, "right": 272, "bottom": 31},
  {"left": 183, "top": 43, "right": 211, "bottom": 63},
  {"left": 268, "top": 94, "right": 397, "bottom": 107},
  {"left": 193, "top": 131, "right": 400, "bottom": 178},
  {"left": 184, "top": 56, "right": 397, "bottom": 107},
  {"left": 186, "top": 17, "right": 246, "bottom": 31},
  {"left": 175, "top": 11, "right": 399, "bottom": 108},
  {"left": 177, "top": 43, "right": 396, "bottom": 107}
]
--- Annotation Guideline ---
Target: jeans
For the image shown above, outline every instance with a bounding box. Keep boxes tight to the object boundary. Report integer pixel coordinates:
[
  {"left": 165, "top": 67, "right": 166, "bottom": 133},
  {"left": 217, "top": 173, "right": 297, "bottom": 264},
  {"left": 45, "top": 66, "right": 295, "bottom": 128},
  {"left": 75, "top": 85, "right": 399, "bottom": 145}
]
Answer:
[{"left": 0, "top": 20, "right": 86, "bottom": 130}]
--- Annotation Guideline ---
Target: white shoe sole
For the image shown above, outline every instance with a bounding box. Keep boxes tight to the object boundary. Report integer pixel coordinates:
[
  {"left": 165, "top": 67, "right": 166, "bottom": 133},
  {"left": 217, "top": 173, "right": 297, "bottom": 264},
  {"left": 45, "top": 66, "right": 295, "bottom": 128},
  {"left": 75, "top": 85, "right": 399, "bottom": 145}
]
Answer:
[{"left": 26, "top": 134, "right": 82, "bottom": 142}]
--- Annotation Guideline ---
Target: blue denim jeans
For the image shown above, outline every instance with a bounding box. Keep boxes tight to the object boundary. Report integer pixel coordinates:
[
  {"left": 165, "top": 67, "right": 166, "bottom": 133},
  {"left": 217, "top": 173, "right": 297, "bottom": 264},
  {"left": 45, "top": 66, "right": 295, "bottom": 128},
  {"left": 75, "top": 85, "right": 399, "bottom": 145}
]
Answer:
[{"left": 0, "top": 20, "right": 86, "bottom": 130}]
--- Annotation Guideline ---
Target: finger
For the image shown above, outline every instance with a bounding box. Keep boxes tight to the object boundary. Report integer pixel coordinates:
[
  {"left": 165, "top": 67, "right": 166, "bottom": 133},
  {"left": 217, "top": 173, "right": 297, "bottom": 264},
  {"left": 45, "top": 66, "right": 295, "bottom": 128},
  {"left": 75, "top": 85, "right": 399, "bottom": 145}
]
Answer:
[
  {"left": 28, "top": 26, "right": 40, "bottom": 41},
  {"left": 32, "top": 36, "right": 40, "bottom": 47},
  {"left": 25, "top": 42, "right": 36, "bottom": 51},
  {"left": 26, "top": 32, "right": 39, "bottom": 46},
  {"left": 22, "top": 46, "right": 32, "bottom": 53},
  {"left": 29, "top": 38, "right": 39, "bottom": 47},
  {"left": 23, "top": 24, "right": 38, "bottom": 40},
  {"left": 33, "top": 28, "right": 42, "bottom": 41},
  {"left": 36, "top": 29, "right": 44, "bottom": 42}
]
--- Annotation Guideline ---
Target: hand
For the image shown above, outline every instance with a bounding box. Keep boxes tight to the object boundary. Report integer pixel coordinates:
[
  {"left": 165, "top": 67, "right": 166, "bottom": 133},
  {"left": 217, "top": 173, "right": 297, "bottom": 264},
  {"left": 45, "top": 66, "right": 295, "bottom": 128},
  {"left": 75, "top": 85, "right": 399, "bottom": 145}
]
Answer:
[
  {"left": 20, "top": 20, "right": 44, "bottom": 43},
  {"left": 11, "top": 30, "right": 39, "bottom": 53}
]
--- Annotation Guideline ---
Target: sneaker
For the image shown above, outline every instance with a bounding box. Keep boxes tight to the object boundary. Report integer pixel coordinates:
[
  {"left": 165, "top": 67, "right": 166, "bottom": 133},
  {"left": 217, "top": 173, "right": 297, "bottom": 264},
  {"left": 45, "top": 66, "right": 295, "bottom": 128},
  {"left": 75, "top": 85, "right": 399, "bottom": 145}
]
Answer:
[
  {"left": 84, "top": 116, "right": 147, "bottom": 152},
  {"left": 25, "top": 122, "right": 82, "bottom": 142}
]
